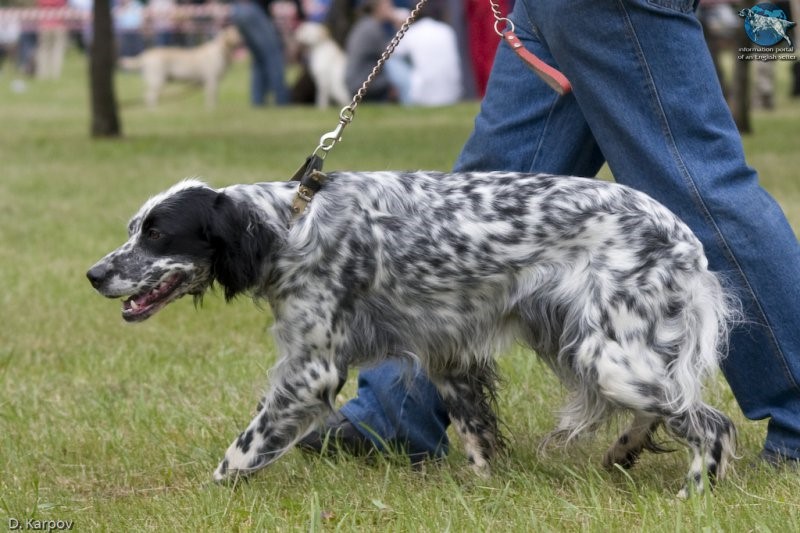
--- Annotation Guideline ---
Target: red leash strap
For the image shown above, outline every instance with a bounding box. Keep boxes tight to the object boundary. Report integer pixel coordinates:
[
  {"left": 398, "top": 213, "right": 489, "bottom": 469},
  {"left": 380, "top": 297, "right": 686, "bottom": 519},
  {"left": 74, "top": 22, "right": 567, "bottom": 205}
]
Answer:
[{"left": 503, "top": 31, "right": 572, "bottom": 96}]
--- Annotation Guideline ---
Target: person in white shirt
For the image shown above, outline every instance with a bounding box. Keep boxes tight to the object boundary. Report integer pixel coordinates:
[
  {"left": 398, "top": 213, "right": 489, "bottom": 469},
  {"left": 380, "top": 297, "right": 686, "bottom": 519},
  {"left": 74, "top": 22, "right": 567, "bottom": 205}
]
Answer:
[{"left": 386, "top": 3, "right": 462, "bottom": 107}]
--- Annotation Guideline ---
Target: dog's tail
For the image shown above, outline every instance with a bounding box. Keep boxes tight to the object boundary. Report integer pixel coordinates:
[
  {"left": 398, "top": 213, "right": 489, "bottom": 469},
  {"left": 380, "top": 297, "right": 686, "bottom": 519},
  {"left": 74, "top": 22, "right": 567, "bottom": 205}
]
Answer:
[{"left": 665, "top": 267, "right": 740, "bottom": 416}]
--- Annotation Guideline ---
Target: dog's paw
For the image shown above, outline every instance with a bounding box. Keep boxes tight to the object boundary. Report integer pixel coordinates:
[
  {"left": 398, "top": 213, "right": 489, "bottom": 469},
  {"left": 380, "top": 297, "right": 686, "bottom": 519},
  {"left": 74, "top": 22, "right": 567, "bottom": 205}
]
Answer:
[
  {"left": 213, "top": 457, "right": 256, "bottom": 484},
  {"left": 676, "top": 484, "right": 703, "bottom": 501},
  {"left": 212, "top": 439, "right": 260, "bottom": 483},
  {"left": 213, "top": 458, "right": 232, "bottom": 483},
  {"left": 471, "top": 464, "right": 492, "bottom": 479},
  {"left": 602, "top": 446, "right": 639, "bottom": 471},
  {"left": 467, "top": 456, "right": 492, "bottom": 479},
  {"left": 677, "top": 475, "right": 707, "bottom": 500}
]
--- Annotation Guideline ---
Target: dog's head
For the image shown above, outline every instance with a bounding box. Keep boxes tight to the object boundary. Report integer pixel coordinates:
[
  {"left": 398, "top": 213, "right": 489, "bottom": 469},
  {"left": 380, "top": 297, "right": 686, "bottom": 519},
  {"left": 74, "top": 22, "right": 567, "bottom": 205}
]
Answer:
[
  {"left": 294, "top": 22, "right": 332, "bottom": 48},
  {"left": 219, "top": 25, "right": 242, "bottom": 51},
  {"left": 87, "top": 180, "right": 276, "bottom": 322}
]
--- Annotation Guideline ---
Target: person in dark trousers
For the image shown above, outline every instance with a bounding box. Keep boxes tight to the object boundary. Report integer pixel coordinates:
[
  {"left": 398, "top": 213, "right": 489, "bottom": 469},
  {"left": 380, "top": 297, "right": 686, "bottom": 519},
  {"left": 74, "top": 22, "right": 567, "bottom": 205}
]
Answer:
[{"left": 232, "top": 0, "right": 304, "bottom": 106}]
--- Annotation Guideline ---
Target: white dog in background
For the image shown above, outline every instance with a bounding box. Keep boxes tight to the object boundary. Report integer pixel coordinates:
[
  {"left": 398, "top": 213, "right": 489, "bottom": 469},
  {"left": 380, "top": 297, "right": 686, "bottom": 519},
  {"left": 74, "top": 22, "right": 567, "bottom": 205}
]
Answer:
[
  {"left": 294, "top": 22, "right": 350, "bottom": 109},
  {"left": 120, "top": 26, "right": 241, "bottom": 110}
]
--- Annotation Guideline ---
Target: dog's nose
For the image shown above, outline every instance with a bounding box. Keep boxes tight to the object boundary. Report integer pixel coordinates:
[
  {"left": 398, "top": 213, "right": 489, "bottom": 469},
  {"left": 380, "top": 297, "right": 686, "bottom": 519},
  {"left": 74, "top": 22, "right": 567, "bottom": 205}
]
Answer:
[{"left": 86, "top": 262, "right": 111, "bottom": 289}]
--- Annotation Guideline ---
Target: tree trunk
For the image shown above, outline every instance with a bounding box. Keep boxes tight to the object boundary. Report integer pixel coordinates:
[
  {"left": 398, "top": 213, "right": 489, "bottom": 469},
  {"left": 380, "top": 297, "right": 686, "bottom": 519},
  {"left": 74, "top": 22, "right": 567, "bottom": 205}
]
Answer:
[{"left": 90, "top": 0, "right": 121, "bottom": 138}]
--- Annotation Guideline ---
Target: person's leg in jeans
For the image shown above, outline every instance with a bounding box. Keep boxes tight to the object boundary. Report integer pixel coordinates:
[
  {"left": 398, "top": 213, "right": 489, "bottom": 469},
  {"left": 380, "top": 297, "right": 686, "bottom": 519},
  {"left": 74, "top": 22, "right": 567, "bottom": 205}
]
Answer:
[
  {"left": 338, "top": 360, "right": 450, "bottom": 460},
  {"left": 260, "top": 15, "right": 289, "bottom": 106},
  {"left": 472, "top": 0, "right": 800, "bottom": 461},
  {"left": 232, "top": 2, "right": 267, "bottom": 106},
  {"left": 517, "top": 0, "right": 800, "bottom": 460},
  {"left": 232, "top": 2, "right": 288, "bottom": 106}
]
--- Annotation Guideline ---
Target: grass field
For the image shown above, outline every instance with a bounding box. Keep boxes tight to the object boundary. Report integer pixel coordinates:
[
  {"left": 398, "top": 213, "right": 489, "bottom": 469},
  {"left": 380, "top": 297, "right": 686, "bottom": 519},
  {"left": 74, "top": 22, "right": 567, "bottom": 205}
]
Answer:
[{"left": 1, "top": 51, "right": 799, "bottom": 532}]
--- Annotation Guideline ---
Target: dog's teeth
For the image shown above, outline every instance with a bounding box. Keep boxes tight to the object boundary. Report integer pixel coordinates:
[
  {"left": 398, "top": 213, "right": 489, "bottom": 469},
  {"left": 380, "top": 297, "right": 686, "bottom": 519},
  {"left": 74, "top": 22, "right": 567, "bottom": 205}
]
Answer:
[{"left": 130, "top": 300, "right": 139, "bottom": 310}]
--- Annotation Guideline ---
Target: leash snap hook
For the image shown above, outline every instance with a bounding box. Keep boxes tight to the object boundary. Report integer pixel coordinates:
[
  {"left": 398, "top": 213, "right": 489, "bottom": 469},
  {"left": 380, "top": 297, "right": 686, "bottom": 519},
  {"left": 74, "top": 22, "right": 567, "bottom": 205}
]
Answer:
[
  {"left": 313, "top": 121, "right": 344, "bottom": 158},
  {"left": 312, "top": 105, "right": 355, "bottom": 159},
  {"left": 319, "top": 122, "right": 345, "bottom": 151}
]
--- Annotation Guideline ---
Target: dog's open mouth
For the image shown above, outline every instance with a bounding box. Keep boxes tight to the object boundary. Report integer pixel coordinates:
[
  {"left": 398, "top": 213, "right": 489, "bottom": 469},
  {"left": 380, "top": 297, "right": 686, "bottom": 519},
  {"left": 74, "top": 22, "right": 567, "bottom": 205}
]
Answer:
[{"left": 121, "top": 273, "right": 185, "bottom": 322}]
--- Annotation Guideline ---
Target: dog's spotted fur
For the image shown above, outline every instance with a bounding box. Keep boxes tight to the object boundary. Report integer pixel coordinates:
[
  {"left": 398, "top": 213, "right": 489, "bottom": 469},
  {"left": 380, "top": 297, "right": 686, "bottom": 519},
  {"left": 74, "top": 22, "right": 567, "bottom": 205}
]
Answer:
[{"left": 87, "top": 171, "right": 737, "bottom": 496}]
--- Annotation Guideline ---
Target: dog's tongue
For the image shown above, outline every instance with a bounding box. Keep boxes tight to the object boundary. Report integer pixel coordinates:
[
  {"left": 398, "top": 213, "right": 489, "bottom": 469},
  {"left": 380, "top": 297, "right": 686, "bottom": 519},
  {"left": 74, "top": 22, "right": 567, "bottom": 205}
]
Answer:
[{"left": 123, "top": 274, "right": 182, "bottom": 312}]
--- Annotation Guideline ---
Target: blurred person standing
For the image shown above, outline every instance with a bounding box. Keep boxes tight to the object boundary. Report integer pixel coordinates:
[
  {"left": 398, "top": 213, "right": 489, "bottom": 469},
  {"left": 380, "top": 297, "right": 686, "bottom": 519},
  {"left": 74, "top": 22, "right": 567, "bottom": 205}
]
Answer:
[
  {"left": 36, "top": 0, "right": 69, "bottom": 79},
  {"left": 325, "top": 0, "right": 358, "bottom": 46},
  {"left": 232, "top": 0, "right": 304, "bottom": 106},
  {"left": 148, "top": 0, "right": 178, "bottom": 46},
  {"left": 464, "top": 0, "right": 508, "bottom": 97},
  {"left": 115, "top": 0, "right": 145, "bottom": 57},
  {"left": 445, "top": 0, "right": 477, "bottom": 99},
  {"left": 388, "top": 0, "right": 461, "bottom": 106},
  {"left": 344, "top": 0, "right": 398, "bottom": 101},
  {"left": 68, "top": 0, "right": 94, "bottom": 51},
  {"left": 0, "top": 18, "right": 21, "bottom": 72}
]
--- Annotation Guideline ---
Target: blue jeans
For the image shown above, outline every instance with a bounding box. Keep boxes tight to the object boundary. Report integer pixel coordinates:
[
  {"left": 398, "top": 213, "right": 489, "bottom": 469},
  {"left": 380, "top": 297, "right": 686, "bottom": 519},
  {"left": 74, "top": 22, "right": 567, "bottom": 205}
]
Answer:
[
  {"left": 232, "top": 2, "right": 288, "bottom": 106},
  {"left": 340, "top": 0, "right": 800, "bottom": 460},
  {"left": 341, "top": 359, "right": 449, "bottom": 459}
]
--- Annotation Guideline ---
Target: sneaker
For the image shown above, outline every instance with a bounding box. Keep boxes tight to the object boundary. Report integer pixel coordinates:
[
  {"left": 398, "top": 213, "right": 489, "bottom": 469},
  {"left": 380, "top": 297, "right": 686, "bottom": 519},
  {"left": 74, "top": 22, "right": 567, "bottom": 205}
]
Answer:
[
  {"left": 297, "top": 411, "right": 379, "bottom": 457},
  {"left": 759, "top": 448, "right": 800, "bottom": 468}
]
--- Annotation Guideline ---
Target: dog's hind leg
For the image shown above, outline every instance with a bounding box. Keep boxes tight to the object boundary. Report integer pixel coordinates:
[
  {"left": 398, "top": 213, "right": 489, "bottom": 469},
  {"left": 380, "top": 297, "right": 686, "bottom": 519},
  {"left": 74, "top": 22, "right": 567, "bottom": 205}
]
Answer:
[
  {"left": 212, "top": 354, "right": 346, "bottom": 482},
  {"left": 603, "top": 414, "right": 670, "bottom": 470},
  {"left": 431, "top": 362, "right": 503, "bottom": 477},
  {"left": 665, "top": 404, "right": 736, "bottom": 498},
  {"left": 590, "top": 337, "right": 735, "bottom": 496}
]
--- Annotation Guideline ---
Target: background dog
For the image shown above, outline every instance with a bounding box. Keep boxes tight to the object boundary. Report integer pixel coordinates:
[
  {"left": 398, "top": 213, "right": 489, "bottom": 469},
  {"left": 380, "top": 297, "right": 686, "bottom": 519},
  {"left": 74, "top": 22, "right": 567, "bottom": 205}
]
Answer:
[
  {"left": 120, "top": 26, "right": 241, "bottom": 110},
  {"left": 87, "top": 172, "right": 737, "bottom": 497},
  {"left": 294, "top": 22, "right": 350, "bottom": 109}
]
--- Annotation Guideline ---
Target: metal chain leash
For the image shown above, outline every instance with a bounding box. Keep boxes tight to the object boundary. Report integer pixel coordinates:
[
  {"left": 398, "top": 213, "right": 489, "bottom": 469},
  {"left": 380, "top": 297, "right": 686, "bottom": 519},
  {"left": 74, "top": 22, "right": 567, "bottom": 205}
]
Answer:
[
  {"left": 310, "top": 0, "right": 430, "bottom": 160},
  {"left": 347, "top": 0, "right": 430, "bottom": 113},
  {"left": 292, "top": 0, "right": 569, "bottom": 217},
  {"left": 290, "top": 0, "right": 430, "bottom": 217}
]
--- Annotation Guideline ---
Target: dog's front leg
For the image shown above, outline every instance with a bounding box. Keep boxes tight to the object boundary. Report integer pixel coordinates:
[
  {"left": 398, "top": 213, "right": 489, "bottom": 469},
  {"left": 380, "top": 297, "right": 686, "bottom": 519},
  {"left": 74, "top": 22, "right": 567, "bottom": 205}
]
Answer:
[{"left": 213, "top": 353, "right": 345, "bottom": 482}]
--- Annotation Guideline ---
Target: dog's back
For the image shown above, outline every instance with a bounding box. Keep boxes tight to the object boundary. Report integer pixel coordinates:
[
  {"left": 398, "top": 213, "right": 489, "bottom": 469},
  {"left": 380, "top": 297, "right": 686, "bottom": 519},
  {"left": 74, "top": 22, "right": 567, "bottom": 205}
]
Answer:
[{"left": 277, "top": 171, "right": 732, "bottom": 380}]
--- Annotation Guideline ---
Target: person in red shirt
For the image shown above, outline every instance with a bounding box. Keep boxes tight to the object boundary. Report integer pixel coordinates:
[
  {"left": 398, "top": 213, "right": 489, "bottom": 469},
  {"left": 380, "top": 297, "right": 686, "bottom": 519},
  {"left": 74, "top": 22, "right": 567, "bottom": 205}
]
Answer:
[{"left": 36, "top": 0, "right": 69, "bottom": 79}]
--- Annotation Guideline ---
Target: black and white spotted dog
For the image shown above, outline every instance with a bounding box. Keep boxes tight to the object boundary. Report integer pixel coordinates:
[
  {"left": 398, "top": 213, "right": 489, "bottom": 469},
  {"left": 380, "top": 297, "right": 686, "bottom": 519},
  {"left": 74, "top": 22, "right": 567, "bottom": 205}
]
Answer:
[{"left": 87, "top": 172, "right": 737, "bottom": 496}]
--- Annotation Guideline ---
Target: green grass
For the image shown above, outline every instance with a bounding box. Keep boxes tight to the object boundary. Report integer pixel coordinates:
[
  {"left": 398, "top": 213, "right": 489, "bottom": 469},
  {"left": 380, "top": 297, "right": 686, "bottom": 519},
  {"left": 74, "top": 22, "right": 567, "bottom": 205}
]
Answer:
[{"left": 1, "top": 51, "right": 799, "bottom": 532}]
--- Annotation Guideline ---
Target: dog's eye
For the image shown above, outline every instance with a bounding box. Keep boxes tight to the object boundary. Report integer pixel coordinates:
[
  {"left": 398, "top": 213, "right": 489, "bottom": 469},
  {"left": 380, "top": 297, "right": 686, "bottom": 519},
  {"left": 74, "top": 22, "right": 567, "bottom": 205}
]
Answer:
[{"left": 146, "top": 229, "right": 162, "bottom": 240}]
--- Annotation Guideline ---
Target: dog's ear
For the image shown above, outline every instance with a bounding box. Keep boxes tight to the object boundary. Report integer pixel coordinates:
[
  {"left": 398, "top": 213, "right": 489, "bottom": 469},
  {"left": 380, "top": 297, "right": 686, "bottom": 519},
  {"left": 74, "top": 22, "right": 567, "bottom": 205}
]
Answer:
[{"left": 207, "top": 194, "right": 274, "bottom": 301}]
